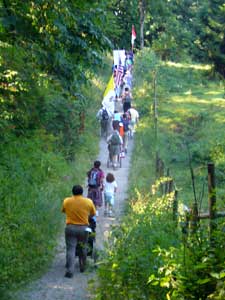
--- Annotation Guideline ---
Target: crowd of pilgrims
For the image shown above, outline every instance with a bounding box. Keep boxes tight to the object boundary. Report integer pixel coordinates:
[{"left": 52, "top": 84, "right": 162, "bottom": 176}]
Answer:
[{"left": 96, "top": 51, "right": 139, "bottom": 158}]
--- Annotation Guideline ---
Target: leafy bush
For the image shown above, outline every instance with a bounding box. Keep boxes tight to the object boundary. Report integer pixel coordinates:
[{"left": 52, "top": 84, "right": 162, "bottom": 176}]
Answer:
[{"left": 93, "top": 193, "right": 180, "bottom": 300}]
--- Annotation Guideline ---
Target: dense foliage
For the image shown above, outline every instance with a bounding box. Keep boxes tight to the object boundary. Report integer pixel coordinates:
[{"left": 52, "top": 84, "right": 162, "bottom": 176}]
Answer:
[
  {"left": 0, "top": 0, "right": 115, "bottom": 149},
  {"left": 108, "top": 0, "right": 225, "bottom": 77},
  {"left": 93, "top": 49, "right": 225, "bottom": 299}
]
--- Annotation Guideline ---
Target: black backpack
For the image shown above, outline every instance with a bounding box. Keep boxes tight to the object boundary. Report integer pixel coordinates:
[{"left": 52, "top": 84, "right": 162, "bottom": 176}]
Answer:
[{"left": 102, "top": 108, "right": 109, "bottom": 121}]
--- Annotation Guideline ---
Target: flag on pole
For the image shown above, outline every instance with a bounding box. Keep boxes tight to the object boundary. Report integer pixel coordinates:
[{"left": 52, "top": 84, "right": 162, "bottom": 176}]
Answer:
[
  {"left": 103, "top": 74, "right": 114, "bottom": 97},
  {"left": 114, "top": 64, "right": 124, "bottom": 88},
  {"left": 131, "top": 25, "right": 136, "bottom": 47}
]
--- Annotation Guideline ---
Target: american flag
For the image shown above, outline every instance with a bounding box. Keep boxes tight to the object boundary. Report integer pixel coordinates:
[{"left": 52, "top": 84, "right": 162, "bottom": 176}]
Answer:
[{"left": 114, "top": 64, "right": 124, "bottom": 87}]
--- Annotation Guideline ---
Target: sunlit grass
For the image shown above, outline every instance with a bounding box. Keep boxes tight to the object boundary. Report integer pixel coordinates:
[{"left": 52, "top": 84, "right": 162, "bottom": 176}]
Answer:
[
  {"left": 171, "top": 95, "right": 213, "bottom": 105},
  {"left": 131, "top": 58, "right": 225, "bottom": 211},
  {"left": 205, "top": 90, "right": 222, "bottom": 95},
  {"left": 165, "top": 61, "right": 212, "bottom": 70},
  {"left": 214, "top": 114, "right": 225, "bottom": 123}
]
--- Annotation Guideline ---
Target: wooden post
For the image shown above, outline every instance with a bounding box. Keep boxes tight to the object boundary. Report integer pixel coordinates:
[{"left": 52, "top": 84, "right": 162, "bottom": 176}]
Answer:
[
  {"left": 159, "top": 159, "right": 164, "bottom": 195},
  {"left": 190, "top": 202, "right": 199, "bottom": 234},
  {"left": 208, "top": 163, "right": 217, "bottom": 240},
  {"left": 173, "top": 190, "right": 178, "bottom": 225},
  {"left": 168, "top": 179, "right": 173, "bottom": 193},
  {"left": 182, "top": 210, "right": 190, "bottom": 235},
  {"left": 155, "top": 152, "right": 160, "bottom": 179},
  {"left": 165, "top": 168, "right": 170, "bottom": 194}
]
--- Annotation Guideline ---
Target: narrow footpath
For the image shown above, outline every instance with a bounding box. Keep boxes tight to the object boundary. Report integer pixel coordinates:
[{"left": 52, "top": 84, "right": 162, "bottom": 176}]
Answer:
[{"left": 16, "top": 135, "right": 133, "bottom": 300}]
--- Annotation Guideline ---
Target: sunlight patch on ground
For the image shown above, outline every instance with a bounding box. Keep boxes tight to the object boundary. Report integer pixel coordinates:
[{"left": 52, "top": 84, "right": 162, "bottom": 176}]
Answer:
[
  {"left": 214, "top": 114, "right": 225, "bottom": 124},
  {"left": 171, "top": 95, "right": 212, "bottom": 105},
  {"left": 50, "top": 284, "right": 74, "bottom": 290},
  {"left": 205, "top": 90, "right": 222, "bottom": 95},
  {"left": 165, "top": 61, "right": 211, "bottom": 70},
  {"left": 173, "top": 107, "right": 192, "bottom": 115},
  {"left": 160, "top": 117, "right": 174, "bottom": 125}
]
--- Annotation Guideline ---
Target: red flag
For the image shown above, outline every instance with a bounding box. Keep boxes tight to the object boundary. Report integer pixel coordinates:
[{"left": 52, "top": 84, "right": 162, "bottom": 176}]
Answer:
[{"left": 131, "top": 25, "right": 136, "bottom": 46}]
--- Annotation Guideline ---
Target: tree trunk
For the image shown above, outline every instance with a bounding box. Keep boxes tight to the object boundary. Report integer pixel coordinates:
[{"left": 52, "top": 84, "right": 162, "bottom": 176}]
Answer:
[{"left": 139, "top": 0, "right": 146, "bottom": 49}]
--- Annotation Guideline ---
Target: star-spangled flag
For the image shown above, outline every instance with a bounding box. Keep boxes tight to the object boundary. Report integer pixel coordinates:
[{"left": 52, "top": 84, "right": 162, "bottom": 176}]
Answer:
[
  {"left": 131, "top": 25, "right": 136, "bottom": 46},
  {"left": 114, "top": 64, "right": 124, "bottom": 87}
]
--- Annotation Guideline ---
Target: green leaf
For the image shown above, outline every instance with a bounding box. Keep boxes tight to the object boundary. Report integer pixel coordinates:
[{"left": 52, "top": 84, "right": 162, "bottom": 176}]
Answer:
[{"left": 196, "top": 278, "right": 211, "bottom": 284}]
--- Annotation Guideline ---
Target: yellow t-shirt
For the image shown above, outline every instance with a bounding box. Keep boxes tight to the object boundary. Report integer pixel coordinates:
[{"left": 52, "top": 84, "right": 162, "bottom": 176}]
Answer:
[{"left": 62, "top": 195, "right": 96, "bottom": 225}]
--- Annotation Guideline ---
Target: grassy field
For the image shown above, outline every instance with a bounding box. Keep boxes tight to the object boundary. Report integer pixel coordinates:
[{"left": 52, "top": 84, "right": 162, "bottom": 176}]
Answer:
[{"left": 132, "top": 54, "right": 225, "bottom": 211}]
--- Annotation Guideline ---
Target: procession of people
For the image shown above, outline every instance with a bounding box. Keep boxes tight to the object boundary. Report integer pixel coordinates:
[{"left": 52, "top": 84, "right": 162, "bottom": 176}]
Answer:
[{"left": 62, "top": 48, "right": 139, "bottom": 277}]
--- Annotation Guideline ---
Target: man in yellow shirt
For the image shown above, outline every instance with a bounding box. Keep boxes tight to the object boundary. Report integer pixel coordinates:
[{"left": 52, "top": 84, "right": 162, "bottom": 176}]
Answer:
[{"left": 62, "top": 185, "right": 96, "bottom": 277}]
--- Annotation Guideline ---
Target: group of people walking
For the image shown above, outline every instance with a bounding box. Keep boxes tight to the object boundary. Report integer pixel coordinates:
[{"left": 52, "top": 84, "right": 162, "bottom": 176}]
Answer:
[
  {"left": 97, "top": 68, "right": 139, "bottom": 169},
  {"left": 61, "top": 160, "right": 117, "bottom": 277},
  {"left": 61, "top": 50, "right": 138, "bottom": 278}
]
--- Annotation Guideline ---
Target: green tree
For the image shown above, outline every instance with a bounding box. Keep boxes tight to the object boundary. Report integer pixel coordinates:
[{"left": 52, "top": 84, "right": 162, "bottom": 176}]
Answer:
[{"left": 196, "top": 0, "right": 225, "bottom": 77}]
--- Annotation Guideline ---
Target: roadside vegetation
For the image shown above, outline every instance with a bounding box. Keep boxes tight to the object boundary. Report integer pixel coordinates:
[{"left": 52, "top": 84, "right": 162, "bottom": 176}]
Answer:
[
  {"left": 93, "top": 49, "right": 225, "bottom": 300},
  {"left": 0, "top": 68, "right": 109, "bottom": 299}
]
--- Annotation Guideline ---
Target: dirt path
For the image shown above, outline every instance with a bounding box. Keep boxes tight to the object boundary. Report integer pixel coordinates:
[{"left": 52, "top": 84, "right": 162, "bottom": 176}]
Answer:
[{"left": 16, "top": 135, "right": 133, "bottom": 300}]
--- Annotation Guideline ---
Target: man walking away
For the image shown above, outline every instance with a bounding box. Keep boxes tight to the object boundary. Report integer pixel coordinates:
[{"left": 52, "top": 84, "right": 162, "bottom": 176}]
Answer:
[
  {"left": 96, "top": 106, "right": 110, "bottom": 138},
  {"left": 62, "top": 185, "right": 96, "bottom": 277},
  {"left": 107, "top": 129, "right": 123, "bottom": 169},
  {"left": 122, "top": 87, "right": 132, "bottom": 113},
  {"left": 87, "top": 160, "right": 104, "bottom": 215}
]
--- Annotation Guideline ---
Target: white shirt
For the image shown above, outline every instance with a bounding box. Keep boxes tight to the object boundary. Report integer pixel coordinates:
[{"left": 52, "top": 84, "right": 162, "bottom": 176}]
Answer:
[
  {"left": 104, "top": 180, "right": 117, "bottom": 194},
  {"left": 129, "top": 108, "right": 139, "bottom": 122}
]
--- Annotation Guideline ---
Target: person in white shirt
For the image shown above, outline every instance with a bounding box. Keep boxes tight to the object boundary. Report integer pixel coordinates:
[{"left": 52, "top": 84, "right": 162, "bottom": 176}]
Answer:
[
  {"left": 104, "top": 173, "right": 117, "bottom": 217},
  {"left": 128, "top": 106, "right": 139, "bottom": 137}
]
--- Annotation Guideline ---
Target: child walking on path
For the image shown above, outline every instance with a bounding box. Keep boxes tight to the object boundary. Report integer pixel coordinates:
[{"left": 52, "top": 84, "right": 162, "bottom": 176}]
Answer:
[{"left": 104, "top": 173, "right": 117, "bottom": 217}]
